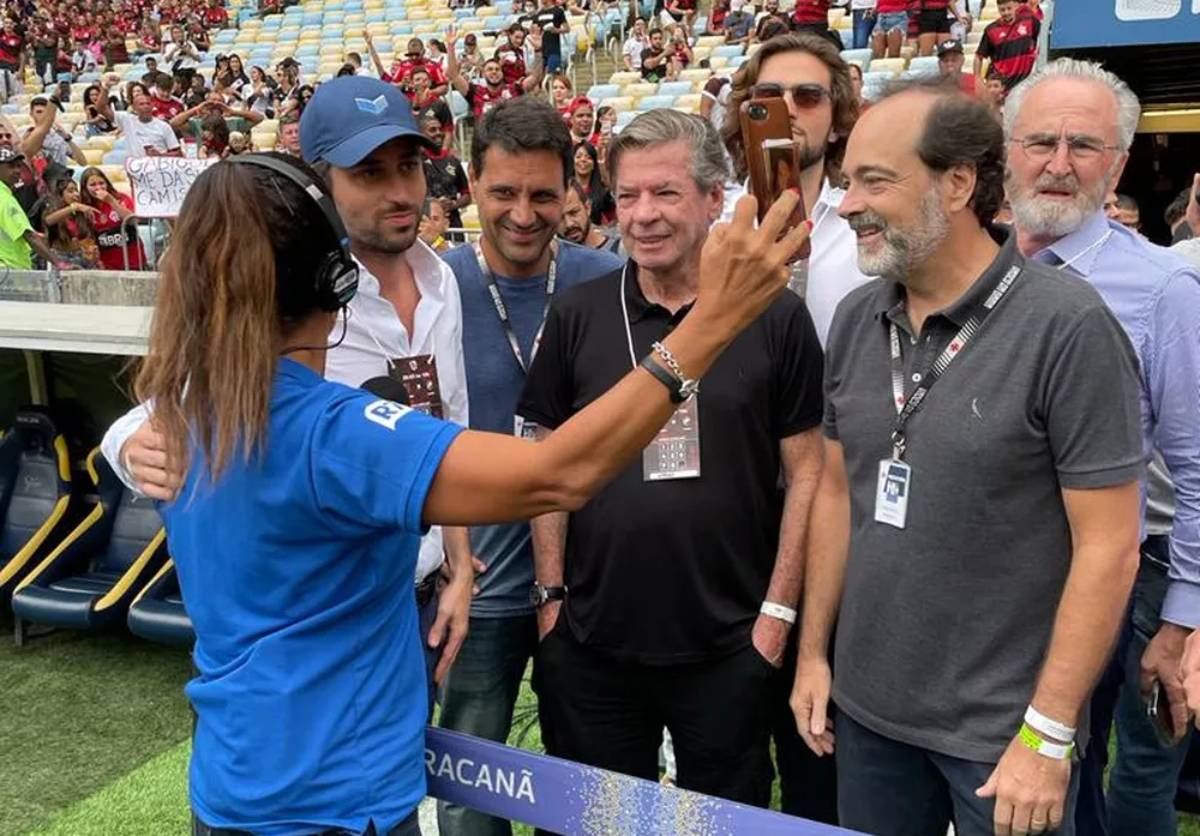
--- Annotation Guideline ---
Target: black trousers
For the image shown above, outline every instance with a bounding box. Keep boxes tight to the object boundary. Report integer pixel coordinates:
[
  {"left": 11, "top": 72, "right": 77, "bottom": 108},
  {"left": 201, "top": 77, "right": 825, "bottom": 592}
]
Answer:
[{"left": 532, "top": 620, "right": 774, "bottom": 807}]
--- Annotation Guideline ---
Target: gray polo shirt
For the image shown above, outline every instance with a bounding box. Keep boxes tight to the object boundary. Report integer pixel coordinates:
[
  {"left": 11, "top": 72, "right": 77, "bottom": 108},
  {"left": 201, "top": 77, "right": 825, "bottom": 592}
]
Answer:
[{"left": 824, "top": 232, "right": 1144, "bottom": 763}]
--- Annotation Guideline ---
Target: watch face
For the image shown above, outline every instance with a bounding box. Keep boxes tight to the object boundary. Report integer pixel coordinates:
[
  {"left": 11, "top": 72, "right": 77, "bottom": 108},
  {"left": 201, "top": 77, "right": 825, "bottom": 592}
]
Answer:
[{"left": 529, "top": 585, "right": 544, "bottom": 607}]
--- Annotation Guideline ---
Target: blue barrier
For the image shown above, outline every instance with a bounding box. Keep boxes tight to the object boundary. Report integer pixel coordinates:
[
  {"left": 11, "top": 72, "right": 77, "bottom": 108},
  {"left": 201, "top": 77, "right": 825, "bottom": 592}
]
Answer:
[{"left": 424, "top": 727, "right": 860, "bottom": 835}]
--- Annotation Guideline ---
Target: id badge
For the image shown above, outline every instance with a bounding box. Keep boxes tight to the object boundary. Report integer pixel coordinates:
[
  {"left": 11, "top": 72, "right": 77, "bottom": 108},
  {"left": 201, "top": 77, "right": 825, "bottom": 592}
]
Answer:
[
  {"left": 513, "top": 415, "right": 540, "bottom": 440},
  {"left": 643, "top": 397, "right": 701, "bottom": 481},
  {"left": 389, "top": 354, "right": 445, "bottom": 418},
  {"left": 874, "top": 459, "right": 912, "bottom": 529}
]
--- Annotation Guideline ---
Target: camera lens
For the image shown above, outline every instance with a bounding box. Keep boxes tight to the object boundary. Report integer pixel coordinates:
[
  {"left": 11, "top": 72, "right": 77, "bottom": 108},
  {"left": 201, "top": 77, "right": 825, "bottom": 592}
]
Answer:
[{"left": 748, "top": 103, "right": 768, "bottom": 120}]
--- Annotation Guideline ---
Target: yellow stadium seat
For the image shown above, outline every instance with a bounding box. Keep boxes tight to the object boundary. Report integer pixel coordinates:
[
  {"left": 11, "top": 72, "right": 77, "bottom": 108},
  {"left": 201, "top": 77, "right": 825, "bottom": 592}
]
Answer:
[
  {"left": 829, "top": 7, "right": 846, "bottom": 23},
  {"left": 870, "top": 57, "right": 907, "bottom": 75},
  {"left": 622, "top": 82, "right": 658, "bottom": 98},
  {"left": 82, "top": 148, "right": 105, "bottom": 165},
  {"left": 708, "top": 56, "right": 729, "bottom": 69},
  {"left": 691, "top": 46, "right": 712, "bottom": 62},
  {"left": 412, "top": 21, "right": 438, "bottom": 33},
  {"left": 608, "top": 71, "right": 640, "bottom": 86},
  {"left": 99, "top": 164, "right": 125, "bottom": 180},
  {"left": 253, "top": 133, "right": 278, "bottom": 151},
  {"left": 695, "top": 35, "right": 723, "bottom": 50},
  {"left": 674, "top": 93, "right": 701, "bottom": 111},
  {"left": 679, "top": 68, "right": 713, "bottom": 84},
  {"left": 600, "top": 96, "right": 633, "bottom": 112},
  {"left": 460, "top": 205, "right": 481, "bottom": 230}
]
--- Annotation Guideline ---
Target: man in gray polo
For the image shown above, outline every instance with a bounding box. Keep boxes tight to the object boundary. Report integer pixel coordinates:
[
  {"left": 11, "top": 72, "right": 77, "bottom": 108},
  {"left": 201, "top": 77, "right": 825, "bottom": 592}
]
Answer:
[{"left": 791, "top": 83, "right": 1145, "bottom": 835}]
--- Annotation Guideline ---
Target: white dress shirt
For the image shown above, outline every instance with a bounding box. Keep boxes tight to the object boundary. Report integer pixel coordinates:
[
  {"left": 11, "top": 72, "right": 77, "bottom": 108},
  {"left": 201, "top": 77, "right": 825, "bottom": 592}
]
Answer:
[
  {"left": 722, "top": 177, "right": 874, "bottom": 346},
  {"left": 100, "top": 239, "right": 468, "bottom": 583}
]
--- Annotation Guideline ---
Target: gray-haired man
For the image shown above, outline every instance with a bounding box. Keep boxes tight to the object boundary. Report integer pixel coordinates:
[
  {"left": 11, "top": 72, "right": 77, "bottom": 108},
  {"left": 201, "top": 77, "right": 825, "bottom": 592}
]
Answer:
[{"left": 517, "top": 110, "right": 826, "bottom": 805}]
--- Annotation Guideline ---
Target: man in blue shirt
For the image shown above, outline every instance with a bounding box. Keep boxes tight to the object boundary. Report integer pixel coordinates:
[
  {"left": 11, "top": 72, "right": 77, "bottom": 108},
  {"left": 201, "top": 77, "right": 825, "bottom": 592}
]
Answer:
[
  {"left": 437, "top": 97, "right": 622, "bottom": 836},
  {"left": 1006, "top": 59, "right": 1200, "bottom": 836}
]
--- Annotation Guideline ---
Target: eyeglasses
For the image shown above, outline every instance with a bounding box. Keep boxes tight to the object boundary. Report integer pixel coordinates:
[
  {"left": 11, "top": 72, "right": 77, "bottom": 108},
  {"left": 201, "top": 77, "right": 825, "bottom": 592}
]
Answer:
[
  {"left": 749, "top": 82, "right": 831, "bottom": 109},
  {"left": 1009, "top": 134, "right": 1122, "bottom": 161}
]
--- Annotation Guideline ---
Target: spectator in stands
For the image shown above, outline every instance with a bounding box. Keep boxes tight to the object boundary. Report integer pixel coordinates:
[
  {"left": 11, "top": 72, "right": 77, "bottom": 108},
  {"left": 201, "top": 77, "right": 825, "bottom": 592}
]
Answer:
[
  {"left": 0, "top": 18, "right": 24, "bottom": 102},
  {"left": 847, "top": 62, "right": 865, "bottom": 107},
  {"left": 640, "top": 28, "right": 669, "bottom": 82},
  {"left": 205, "top": 0, "right": 230, "bottom": 29},
  {"left": 277, "top": 113, "right": 301, "bottom": 156},
  {"left": 183, "top": 75, "right": 208, "bottom": 108},
  {"left": 519, "top": 106, "right": 819, "bottom": 813},
  {"left": 981, "top": 66, "right": 1005, "bottom": 118},
  {"left": 495, "top": 24, "right": 530, "bottom": 85},
  {"left": 420, "top": 111, "right": 471, "bottom": 235},
  {"left": 246, "top": 66, "right": 278, "bottom": 117},
  {"left": 533, "top": 0, "right": 570, "bottom": 73},
  {"left": 194, "top": 113, "right": 231, "bottom": 159},
  {"left": 566, "top": 96, "right": 596, "bottom": 146},
  {"left": 103, "top": 24, "right": 129, "bottom": 70},
  {"left": 849, "top": 0, "right": 876, "bottom": 50},
  {"left": 0, "top": 149, "right": 71, "bottom": 270},
  {"left": 27, "top": 97, "right": 86, "bottom": 169},
  {"left": 171, "top": 92, "right": 265, "bottom": 142},
  {"left": 447, "top": 27, "right": 544, "bottom": 121},
  {"left": 40, "top": 175, "right": 101, "bottom": 268},
  {"left": 225, "top": 54, "right": 251, "bottom": 99},
  {"left": 32, "top": 20, "right": 58, "bottom": 88},
  {"left": 560, "top": 181, "right": 621, "bottom": 252},
  {"left": 1113, "top": 193, "right": 1141, "bottom": 232},
  {"left": 436, "top": 98, "right": 624, "bottom": 836},
  {"left": 80, "top": 166, "right": 144, "bottom": 271},
  {"left": 227, "top": 131, "right": 250, "bottom": 155},
  {"left": 163, "top": 23, "right": 202, "bottom": 86},
  {"left": 375, "top": 36, "right": 450, "bottom": 97},
  {"left": 723, "top": 0, "right": 755, "bottom": 45},
  {"left": 622, "top": 17, "right": 647, "bottom": 73},
  {"left": 791, "top": 0, "right": 830, "bottom": 35},
  {"left": 700, "top": 75, "right": 731, "bottom": 132},
  {"left": 755, "top": 0, "right": 790, "bottom": 41},
  {"left": 661, "top": 0, "right": 697, "bottom": 31},
  {"left": 912, "top": 0, "right": 966, "bottom": 56},
  {"left": 149, "top": 72, "right": 186, "bottom": 121},
  {"left": 974, "top": 0, "right": 1038, "bottom": 91},
  {"left": 83, "top": 83, "right": 117, "bottom": 136},
  {"left": 137, "top": 20, "right": 161, "bottom": 57},
  {"left": 458, "top": 33, "right": 485, "bottom": 79},
  {"left": 1003, "top": 59, "right": 1200, "bottom": 836},
  {"left": 706, "top": 0, "right": 730, "bottom": 34},
  {"left": 571, "top": 140, "right": 613, "bottom": 226},
  {"left": 402, "top": 67, "right": 441, "bottom": 115},
  {"left": 418, "top": 196, "right": 451, "bottom": 254},
  {"left": 427, "top": 38, "right": 450, "bottom": 74},
  {"left": 188, "top": 19, "right": 211, "bottom": 54},
  {"left": 95, "top": 80, "right": 182, "bottom": 158},
  {"left": 794, "top": 78, "right": 1142, "bottom": 836},
  {"left": 276, "top": 56, "right": 302, "bottom": 101},
  {"left": 936, "top": 38, "right": 975, "bottom": 94},
  {"left": 548, "top": 71, "right": 573, "bottom": 116},
  {"left": 667, "top": 28, "right": 692, "bottom": 77}
]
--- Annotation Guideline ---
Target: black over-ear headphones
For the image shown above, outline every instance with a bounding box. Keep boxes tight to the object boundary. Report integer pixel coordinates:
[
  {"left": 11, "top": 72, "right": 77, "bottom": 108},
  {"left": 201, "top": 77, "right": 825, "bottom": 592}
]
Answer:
[{"left": 228, "top": 154, "right": 359, "bottom": 314}]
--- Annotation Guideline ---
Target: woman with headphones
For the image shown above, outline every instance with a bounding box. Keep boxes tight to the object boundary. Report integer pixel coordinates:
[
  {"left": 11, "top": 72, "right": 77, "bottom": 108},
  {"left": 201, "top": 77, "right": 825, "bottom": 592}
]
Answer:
[{"left": 139, "top": 152, "right": 809, "bottom": 836}]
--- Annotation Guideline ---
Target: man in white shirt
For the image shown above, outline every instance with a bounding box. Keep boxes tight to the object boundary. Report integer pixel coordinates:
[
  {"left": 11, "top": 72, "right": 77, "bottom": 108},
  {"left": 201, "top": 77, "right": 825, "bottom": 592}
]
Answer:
[
  {"left": 100, "top": 78, "right": 475, "bottom": 695},
  {"left": 622, "top": 18, "right": 648, "bottom": 73},
  {"left": 720, "top": 31, "right": 871, "bottom": 347},
  {"left": 94, "top": 81, "right": 180, "bottom": 158}
]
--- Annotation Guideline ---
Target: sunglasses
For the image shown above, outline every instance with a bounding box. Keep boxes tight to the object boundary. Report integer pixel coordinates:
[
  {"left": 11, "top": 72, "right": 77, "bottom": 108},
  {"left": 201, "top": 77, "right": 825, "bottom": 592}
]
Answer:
[{"left": 749, "top": 82, "right": 831, "bottom": 109}]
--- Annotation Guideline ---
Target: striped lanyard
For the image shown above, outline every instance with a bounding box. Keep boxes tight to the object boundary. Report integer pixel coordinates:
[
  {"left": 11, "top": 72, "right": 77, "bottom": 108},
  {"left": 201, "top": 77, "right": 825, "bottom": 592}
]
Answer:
[
  {"left": 888, "top": 263, "right": 1021, "bottom": 460},
  {"left": 474, "top": 241, "right": 557, "bottom": 374}
]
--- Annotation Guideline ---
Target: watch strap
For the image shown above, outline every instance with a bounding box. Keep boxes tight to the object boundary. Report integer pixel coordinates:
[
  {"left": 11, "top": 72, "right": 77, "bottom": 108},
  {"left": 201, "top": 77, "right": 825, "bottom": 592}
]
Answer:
[{"left": 639, "top": 353, "right": 685, "bottom": 404}]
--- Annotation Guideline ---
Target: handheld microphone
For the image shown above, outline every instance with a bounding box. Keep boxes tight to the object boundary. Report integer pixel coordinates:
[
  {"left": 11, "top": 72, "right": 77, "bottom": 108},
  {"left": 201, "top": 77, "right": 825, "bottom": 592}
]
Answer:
[{"left": 360, "top": 375, "right": 410, "bottom": 407}]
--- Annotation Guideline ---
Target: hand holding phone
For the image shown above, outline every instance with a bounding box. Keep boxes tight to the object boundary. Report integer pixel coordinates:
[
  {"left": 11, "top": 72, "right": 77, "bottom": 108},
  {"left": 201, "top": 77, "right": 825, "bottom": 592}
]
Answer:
[
  {"left": 1146, "top": 679, "right": 1184, "bottom": 747},
  {"left": 738, "top": 94, "right": 810, "bottom": 262}
]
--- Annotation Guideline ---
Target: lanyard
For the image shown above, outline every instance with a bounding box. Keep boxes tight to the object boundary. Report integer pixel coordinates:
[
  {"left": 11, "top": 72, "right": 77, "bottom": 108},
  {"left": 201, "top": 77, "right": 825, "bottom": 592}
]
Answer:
[
  {"left": 887, "top": 264, "right": 1021, "bottom": 460},
  {"left": 474, "top": 241, "right": 557, "bottom": 374},
  {"left": 620, "top": 263, "right": 638, "bottom": 369},
  {"left": 1053, "top": 229, "right": 1113, "bottom": 274}
]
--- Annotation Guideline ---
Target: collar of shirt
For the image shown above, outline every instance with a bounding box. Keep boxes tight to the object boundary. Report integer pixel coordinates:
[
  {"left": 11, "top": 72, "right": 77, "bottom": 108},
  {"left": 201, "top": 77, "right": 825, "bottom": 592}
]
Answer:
[
  {"left": 622, "top": 261, "right": 695, "bottom": 325},
  {"left": 874, "top": 227, "right": 1021, "bottom": 331},
  {"left": 350, "top": 238, "right": 454, "bottom": 353},
  {"left": 1034, "top": 210, "right": 1112, "bottom": 276}
]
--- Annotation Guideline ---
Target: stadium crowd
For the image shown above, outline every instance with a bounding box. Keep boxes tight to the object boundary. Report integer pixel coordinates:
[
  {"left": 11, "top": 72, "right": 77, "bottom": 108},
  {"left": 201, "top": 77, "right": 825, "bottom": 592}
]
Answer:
[{"left": 4, "top": 0, "right": 1200, "bottom": 834}]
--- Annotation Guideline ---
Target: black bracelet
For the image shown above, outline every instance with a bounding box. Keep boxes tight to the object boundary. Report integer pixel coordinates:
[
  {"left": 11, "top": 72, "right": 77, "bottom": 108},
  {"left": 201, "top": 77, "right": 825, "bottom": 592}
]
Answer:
[{"left": 639, "top": 353, "right": 686, "bottom": 404}]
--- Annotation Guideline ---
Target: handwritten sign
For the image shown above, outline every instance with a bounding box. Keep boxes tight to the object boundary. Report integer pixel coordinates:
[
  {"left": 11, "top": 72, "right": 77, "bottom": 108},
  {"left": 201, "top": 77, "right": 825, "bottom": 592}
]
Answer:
[{"left": 126, "top": 157, "right": 217, "bottom": 218}]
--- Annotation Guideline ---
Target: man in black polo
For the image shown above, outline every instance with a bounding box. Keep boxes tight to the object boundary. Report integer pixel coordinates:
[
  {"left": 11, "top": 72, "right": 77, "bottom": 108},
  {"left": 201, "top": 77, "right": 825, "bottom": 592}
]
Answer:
[
  {"left": 791, "top": 84, "right": 1145, "bottom": 835},
  {"left": 519, "top": 109, "right": 824, "bottom": 806}
]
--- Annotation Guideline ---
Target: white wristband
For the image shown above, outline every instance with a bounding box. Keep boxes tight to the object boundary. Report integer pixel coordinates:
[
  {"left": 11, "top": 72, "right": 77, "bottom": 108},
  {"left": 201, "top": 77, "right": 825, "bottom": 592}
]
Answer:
[
  {"left": 760, "top": 602, "right": 797, "bottom": 625},
  {"left": 1024, "top": 705, "right": 1076, "bottom": 742}
]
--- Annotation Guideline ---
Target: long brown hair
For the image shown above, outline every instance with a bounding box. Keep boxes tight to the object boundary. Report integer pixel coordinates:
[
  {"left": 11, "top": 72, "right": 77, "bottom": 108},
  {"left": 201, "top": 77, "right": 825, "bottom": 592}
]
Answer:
[
  {"left": 134, "top": 154, "right": 340, "bottom": 483},
  {"left": 721, "top": 32, "right": 860, "bottom": 183}
]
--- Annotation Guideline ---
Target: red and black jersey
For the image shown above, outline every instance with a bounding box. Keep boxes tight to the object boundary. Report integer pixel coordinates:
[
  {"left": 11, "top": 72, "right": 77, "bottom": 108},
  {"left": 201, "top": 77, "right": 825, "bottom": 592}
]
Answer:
[
  {"left": 978, "top": 14, "right": 1039, "bottom": 89},
  {"left": 0, "top": 33, "right": 23, "bottom": 68},
  {"left": 466, "top": 80, "right": 521, "bottom": 118},
  {"left": 385, "top": 58, "right": 447, "bottom": 88},
  {"left": 913, "top": 0, "right": 950, "bottom": 9},
  {"left": 205, "top": 6, "right": 229, "bottom": 27},
  {"left": 791, "top": 0, "right": 829, "bottom": 26}
]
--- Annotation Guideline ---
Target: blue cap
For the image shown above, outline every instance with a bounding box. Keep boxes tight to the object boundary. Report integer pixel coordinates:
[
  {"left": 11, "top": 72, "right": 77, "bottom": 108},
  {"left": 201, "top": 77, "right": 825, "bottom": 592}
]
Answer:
[{"left": 300, "top": 76, "right": 436, "bottom": 167}]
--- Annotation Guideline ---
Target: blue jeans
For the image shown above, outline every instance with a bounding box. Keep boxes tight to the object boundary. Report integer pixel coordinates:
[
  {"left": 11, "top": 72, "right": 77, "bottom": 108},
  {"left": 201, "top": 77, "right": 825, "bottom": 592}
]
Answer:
[
  {"left": 836, "top": 713, "right": 1081, "bottom": 836},
  {"left": 437, "top": 613, "right": 537, "bottom": 836},
  {"left": 1106, "top": 543, "right": 1193, "bottom": 834},
  {"left": 851, "top": 9, "right": 874, "bottom": 49}
]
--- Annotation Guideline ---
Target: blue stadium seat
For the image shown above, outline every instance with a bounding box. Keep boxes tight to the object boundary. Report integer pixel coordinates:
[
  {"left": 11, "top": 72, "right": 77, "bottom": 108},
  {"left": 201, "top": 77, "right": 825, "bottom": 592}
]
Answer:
[
  {"left": 838, "top": 29, "right": 852, "bottom": 48},
  {"left": 447, "top": 90, "right": 470, "bottom": 120},
  {"left": 127, "top": 561, "right": 194, "bottom": 648},
  {"left": 303, "top": 13, "right": 324, "bottom": 25},
  {"left": 906, "top": 56, "right": 940, "bottom": 77},
  {"left": 840, "top": 48, "right": 871, "bottom": 67},
  {"left": 616, "top": 109, "right": 638, "bottom": 128},
  {"left": 587, "top": 83, "right": 620, "bottom": 100},
  {"left": 692, "top": 16, "right": 707, "bottom": 33},
  {"left": 712, "top": 44, "right": 743, "bottom": 59},
  {"left": 366, "top": 11, "right": 386, "bottom": 22},
  {"left": 0, "top": 410, "right": 73, "bottom": 611},
  {"left": 454, "top": 7, "right": 475, "bottom": 17},
  {"left": 637, "top": 95, "right": 676, "bottom": 110},
  {"left": 102, "top": 149, "right": 128, "bottom": 166},
  {"left": 483, "top": 15, "right": 507, "bottom": 29},
  {"left": 657, "top": 80, "right": 692, "bottom": 97},
  {"left": 12, "top": 450, "right": 168, "bottom": 641}
]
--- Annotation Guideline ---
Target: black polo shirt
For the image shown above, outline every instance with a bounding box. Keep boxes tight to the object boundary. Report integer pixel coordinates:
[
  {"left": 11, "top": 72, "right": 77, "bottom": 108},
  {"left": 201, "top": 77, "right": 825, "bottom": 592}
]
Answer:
[
  {"left": 823, "top": 232, "right": 1144, "bottom": 762},
  {"left": 518, "top": 264, "right": 824, "bottom": 664}
]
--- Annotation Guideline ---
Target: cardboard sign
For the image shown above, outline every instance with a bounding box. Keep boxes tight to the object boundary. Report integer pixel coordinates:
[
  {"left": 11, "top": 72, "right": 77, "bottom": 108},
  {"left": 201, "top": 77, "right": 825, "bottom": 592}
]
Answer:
[{"left": 126, "top": 157, "right": 216, "bottom": 218}]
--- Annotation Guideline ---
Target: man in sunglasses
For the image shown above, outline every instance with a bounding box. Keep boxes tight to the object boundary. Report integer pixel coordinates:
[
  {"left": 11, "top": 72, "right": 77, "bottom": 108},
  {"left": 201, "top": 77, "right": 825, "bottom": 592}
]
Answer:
[
  {"left": 385, "top": 37, "right": 449, "bottom": 98},
  {"left": 1005, "top": 59, "right": 1200, "bottom": 836}
]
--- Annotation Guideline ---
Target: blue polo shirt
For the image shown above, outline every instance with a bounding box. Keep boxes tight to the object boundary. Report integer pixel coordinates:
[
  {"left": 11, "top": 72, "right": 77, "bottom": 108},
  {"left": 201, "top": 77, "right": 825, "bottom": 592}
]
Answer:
[
  {"left": 161, "top": 359, "right": 463, "bottom": 835},
  {"left": 443, "top": 240, "right": 623, "bottom": 617}
]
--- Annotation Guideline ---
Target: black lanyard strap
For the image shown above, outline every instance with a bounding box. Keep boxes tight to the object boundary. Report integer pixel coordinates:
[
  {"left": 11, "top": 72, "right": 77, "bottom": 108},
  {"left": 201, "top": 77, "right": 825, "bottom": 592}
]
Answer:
[
  {"left": 474, "top": 241, "right": 557, "bottom": 374},
  {"left": 888, "top": 264, "right": 1021, "bottom": 459}
]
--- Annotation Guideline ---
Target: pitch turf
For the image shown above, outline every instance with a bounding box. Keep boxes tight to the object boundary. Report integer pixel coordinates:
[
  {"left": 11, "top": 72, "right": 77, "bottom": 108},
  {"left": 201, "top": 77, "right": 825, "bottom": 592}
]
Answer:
[{"left": 5, "top": 622, "right": 1200, "bottom": 835}]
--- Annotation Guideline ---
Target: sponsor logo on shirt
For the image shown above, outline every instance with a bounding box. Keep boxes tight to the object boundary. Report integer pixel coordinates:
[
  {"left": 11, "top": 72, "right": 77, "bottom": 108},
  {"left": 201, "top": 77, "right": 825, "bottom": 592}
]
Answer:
[{"left": 364, "top": 398, "right": 412, "bottom": 430}]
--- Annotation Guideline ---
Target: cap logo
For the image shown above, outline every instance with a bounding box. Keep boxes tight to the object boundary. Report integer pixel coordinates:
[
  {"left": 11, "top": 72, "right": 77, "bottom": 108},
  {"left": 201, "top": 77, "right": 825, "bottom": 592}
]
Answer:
[{"left": 355, "top": 95, "right": 389, "bottom": 115}]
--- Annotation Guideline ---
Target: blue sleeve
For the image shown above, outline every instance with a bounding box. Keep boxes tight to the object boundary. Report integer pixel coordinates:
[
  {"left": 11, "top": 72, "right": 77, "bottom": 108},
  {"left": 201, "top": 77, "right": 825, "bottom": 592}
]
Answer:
[
  {"left": 1148, "top": 266, "right": 1200, "bottom": 628},
  {"left": 308, "top": 392, "right": 464, "bottom": 536}
]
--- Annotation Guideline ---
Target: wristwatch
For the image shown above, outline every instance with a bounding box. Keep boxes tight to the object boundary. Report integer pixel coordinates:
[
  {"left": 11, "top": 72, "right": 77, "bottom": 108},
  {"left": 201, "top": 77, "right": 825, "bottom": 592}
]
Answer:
[{"left": 529, "top": 582, "right": 567, "bottom": 608}]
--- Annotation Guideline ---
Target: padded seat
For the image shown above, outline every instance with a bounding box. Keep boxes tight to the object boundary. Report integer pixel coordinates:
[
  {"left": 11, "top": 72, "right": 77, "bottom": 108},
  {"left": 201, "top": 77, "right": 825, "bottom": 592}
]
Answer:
[
  {"left": 128, "top": 560, "right": 193, "bottom": 647},
  {"left": 12, "top": 449, "right": 167, "bottom": 640},
  {"left": 0, "top": 410, "right": 72, "bottom": 606}
]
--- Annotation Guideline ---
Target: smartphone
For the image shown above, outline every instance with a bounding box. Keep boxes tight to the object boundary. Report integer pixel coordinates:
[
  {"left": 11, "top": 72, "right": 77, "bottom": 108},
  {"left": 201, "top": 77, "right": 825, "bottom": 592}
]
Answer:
[
  {"left": 738, "top": 94, "right": 810, "bottom": 261},
  {"left": 1146, "top": 680, "right": 1179, "bottom": 747}
]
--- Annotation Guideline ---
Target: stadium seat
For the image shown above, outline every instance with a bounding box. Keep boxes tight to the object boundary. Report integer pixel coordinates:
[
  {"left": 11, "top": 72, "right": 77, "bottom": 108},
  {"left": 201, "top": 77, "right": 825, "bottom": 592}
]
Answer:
[
  {"left": 869, "top": 57, "right": 907, "bottom": 75},
  {"left": 127, "top": 560, "right": 193, "bottom": 647},
  {"left": 12, "top": 450, "right": 168, "bottom": 642},
  {"left": 679, "top": 68, "right": 713, "bottom": 85},
  {"left": 657, "top": 80, "right": 693, "bottom": 97},
  {"left": 674, "top": 93, "right": 701, "bottom": 111},
  {"left": 906, "top": 55, "right": 940, "bottom": 77},
  {"left": 607, "top": 71, "right": 641, "bottom": 86},
  {"left": 636, "top": 94, "right": 676, "bottom": 110},
  {"left": 712, "top": 44, "right": 744, "bottom": 59},
  {"left": 615, "top": 109, "right": 638, "bottom": 128},
  {"left": 622, "top": 82, "right": 657, "bottom": 98},
  {"left": 841, "top": 48, "right": 872, "bottom": 67},
  {"left": 600, "top": 95, "right": 634, "bottom": 113},
  {"left": 0, "top": 410, "right": 73, "bottom": 608},
  {"left": 587, "top": 83, "right": 620, "bottom": 101}
]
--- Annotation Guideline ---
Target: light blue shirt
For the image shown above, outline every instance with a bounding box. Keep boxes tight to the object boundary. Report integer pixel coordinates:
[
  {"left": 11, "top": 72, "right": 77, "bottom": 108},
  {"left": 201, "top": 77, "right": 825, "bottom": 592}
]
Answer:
[{"left": 1035, "top": 212, "right": 1200, "bottom": 627}]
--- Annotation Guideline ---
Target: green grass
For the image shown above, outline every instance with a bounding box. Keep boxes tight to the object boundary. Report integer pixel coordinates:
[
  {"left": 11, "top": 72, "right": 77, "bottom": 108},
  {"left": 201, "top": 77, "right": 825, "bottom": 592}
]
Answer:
[{"left": 5, "top": 625, "right": 1200, "bottom": 835}]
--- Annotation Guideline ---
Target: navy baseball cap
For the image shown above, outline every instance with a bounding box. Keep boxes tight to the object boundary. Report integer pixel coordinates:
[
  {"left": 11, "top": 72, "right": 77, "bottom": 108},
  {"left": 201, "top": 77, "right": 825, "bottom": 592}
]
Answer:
[{"left": 300, "top": 76, "right": 436, "bottom": 167}]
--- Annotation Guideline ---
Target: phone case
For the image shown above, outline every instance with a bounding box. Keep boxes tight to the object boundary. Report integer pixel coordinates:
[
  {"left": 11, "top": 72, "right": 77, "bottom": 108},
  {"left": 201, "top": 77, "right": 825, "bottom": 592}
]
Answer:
[{"left": 738, "top": 96, "right": 810, "bottom": 261}]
